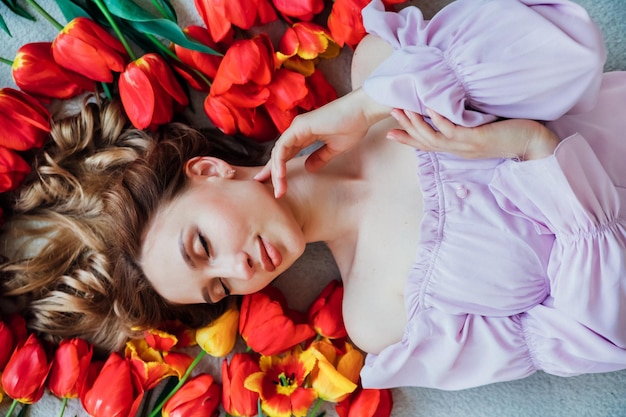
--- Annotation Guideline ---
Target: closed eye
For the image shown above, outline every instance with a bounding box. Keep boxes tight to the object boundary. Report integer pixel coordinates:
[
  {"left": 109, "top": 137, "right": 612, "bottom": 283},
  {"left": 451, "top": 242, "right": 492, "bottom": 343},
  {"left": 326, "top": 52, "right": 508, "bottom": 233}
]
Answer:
[{"left": 198, "top": 233, "right": 210, "bottom": 257}]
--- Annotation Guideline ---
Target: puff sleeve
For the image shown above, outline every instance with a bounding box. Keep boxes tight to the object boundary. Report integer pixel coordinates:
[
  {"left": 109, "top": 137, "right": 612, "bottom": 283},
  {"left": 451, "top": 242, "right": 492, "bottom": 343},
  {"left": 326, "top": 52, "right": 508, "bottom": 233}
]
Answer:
[
  {"left": 489, "top": 134, "right": 626, "bottom": 347},
  {"left": 361, "top": 0, "right": 606, "bottom": 127}
]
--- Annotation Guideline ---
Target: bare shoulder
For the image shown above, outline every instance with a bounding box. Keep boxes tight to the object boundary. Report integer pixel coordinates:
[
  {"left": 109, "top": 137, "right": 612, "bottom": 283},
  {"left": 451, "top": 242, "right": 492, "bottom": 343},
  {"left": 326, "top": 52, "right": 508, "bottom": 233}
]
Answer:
[{"left": 351, "top": 34, "right": 394, "bottom": 90}]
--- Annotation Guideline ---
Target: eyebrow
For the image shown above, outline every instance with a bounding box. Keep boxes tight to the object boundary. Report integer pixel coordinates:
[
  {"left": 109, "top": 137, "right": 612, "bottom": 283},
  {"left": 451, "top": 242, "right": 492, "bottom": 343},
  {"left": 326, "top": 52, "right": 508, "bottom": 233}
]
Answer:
[{"left": 178, "top": 231, "right": 196, "bottom": 269}]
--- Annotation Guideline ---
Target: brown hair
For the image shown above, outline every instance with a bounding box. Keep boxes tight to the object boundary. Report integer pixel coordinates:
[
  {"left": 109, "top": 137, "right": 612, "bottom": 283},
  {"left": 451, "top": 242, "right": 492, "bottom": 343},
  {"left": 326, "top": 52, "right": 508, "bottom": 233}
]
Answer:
[{"left": 0, "top": 98, "right": 265, "bottom": 352}]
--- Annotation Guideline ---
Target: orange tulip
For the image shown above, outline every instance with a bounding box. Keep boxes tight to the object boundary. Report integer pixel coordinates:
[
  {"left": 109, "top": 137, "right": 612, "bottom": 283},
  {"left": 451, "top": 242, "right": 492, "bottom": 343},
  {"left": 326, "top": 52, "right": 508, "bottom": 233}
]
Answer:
[
  {"left": 0, "top": 88, "right": 50, "bottom": 151},
  {"left": 309, "top": 339, "right": 363, "bottom": 402},
  {"left": 119, "top": 53, "right": 189, "bottom": 130},
  {"left": 125, "top": 338, "right": 187, "bottom": 390},
  {"left": 1, "top": 334, "right": 51, "bottom": 404},
  {"left": 336, "top": 387, "right": 394, "bottom": 417},
  {"left": 299, "top": 69, "right": 338, "bottom": 111},
  {"left": 162, "top": 374, "right": 221, "bottom": 417},
  {"left": 81, "top": 352, "right": 144, "bottom": 417},
  {"left": 0, "top": 321, "right": 14, "bottom": 371},
  {"left": 52, "top": 17, "right": 128, "bottom": 82},
  {"left": 308, "top": 280, "right": 348, "bottom": 339},
  {"left": 272, "top": 0, "right": 325, "bottom": 21},
  {"left": 144, "top": 321, "right": 197, "bottom": 351},
  {"left": 245, "top": 346, "right": 318, "bottom": 417},
  {"left": 195, "top": 303, "right": 239, "bottom": 357},
  {"left": 48, "top": 338, "right": 93, "bottom": 399},
  {"left": 222, "top": 353, "right": 261, "bottom": 417},
  {"left": 194, "top": 0, "right": 276, "bottom": 43},
  {"left": 276, "top": 22, "right": 340, "bottom": 76},
  {"left": 239, "top": 286, "right": 316, "bottom": 356},
  {"left": 12, "top": 42, "right": 95, "bottom": 100},
  {"left": 0, "top": 146, "right": 32, "bottom": 193},
  {"left": 327, "top": 0, "right": 370, "bottom": 48}
]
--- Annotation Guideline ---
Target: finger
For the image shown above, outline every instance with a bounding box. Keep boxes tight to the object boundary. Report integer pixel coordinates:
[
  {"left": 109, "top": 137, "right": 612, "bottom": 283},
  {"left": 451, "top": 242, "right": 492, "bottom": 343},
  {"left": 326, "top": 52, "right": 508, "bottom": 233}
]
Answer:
[
  {"left": 304, "top": 144, "right": 342, "bottom": 172},
  {"left": 426, "top": 108, "right": 456, "bottom": 138},
  {"left": 253, "top": 161, "right": 272, "bottom": 181},
  {"left": 387, "top": 129, "right": 424, "bottom": 149}
]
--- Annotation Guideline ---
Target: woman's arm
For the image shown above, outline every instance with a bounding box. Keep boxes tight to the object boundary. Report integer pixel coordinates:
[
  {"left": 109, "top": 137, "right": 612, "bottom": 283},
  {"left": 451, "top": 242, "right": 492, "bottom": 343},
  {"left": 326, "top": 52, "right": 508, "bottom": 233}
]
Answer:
[{"left": 387, "top": 109, "right": 559, "bottom": 161}]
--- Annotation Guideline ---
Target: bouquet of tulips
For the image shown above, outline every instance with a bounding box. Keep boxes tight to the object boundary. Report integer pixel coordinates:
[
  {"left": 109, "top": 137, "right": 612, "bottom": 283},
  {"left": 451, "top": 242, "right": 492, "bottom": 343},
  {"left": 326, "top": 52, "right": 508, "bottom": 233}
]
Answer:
[{"left": 0, "top": 280, "right": 393, "bottom": 417}]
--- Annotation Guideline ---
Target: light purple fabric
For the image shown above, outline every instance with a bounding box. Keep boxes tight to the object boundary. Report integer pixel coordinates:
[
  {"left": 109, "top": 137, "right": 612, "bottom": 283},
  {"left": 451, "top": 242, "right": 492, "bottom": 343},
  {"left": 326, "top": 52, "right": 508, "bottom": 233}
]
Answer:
[
  {"left": 361, "top": 72, "right": 626, "bottom": 390},
  {"left": 358, "top": 0, "right": 626, "bottom": 390},
  {"left": 361, "top": 0, "right": 607, "bottom": 127}
]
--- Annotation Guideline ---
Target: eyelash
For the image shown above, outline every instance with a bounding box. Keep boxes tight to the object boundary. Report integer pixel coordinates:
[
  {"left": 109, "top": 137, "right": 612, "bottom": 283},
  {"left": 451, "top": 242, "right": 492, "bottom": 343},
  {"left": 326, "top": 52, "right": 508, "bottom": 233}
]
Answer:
[{"left": 198, "top": 233, "right": 230, "bottom": 298}]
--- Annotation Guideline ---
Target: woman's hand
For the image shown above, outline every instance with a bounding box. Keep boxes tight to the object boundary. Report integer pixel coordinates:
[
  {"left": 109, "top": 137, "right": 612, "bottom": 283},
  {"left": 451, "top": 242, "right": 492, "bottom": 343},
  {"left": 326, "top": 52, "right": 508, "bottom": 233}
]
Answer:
[
  {"left": 255, "top": 88, "right": 391, "bottom": 198},
  {"left": 387, "top": 109, "right": 559, "bottom": 161}
]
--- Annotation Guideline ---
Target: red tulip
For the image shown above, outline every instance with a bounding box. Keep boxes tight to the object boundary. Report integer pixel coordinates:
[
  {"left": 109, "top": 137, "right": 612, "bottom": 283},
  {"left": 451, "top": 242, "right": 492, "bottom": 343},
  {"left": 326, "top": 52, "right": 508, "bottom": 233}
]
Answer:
[
  {"left": 299, "top": 69, "right": 338, "bottom": 111},
  {"left": 162, "top": 374, "right": 222, "bottom": 417},
  {"left": 12, "top": 42, "right": 95, "bottom": 100},
  {"left": 336, "top": 387, "right": 394, "bottom": 417},
  {"left": 1, "top": 334, "right": 51, "bottom": 404},
  {"left": 264, "top": 68, "right": 308, "bottom": 133},
  {"left": 52, "top": 17, "right": 128, "bottom": 82},
  {"left": 272, "top": 0, "right": 325, "bottom": 21},
  {"left": 211, "top": 35, "right": 275, "bottom": 96},
  {"left": 0, "top": 146, "right": 32, "bottom": 193},
  {"left": 0, "top": 321, "right": 14, "bottom": 370},
  {"left": 194, "top": 0, "right": 276, "bottom": 43},
  {"left": 81, "top": 352, "right": 144, "bottom": 417},
  {"left": 119, "top": 53, "right": 189, "bottom": 130},
  {"left": 48, "top": 338, "right": 93, "bottom": 399},
  {"left": 222, "top": 353, "right": 261, "bottom": 417},
  {"left": 173, "top": 26, "right": 225, "bottom": 92},
  {"left": 204, "top": 94, "right": 278, "bottom": 142},
  {"left": 144, "top": 321, "right": 197, "bottom": 351},
  {"left": 327, "top": 0, "right": 370, "bottom": 48},
  {"left": 0, "top": 88, "right": 50, "bottom": 151},
  {"left": 308, "top": 280, "right": 348, "bottom": 339},
  {"left": 239, "top": 286, "right": 316, "bottom": 356}
]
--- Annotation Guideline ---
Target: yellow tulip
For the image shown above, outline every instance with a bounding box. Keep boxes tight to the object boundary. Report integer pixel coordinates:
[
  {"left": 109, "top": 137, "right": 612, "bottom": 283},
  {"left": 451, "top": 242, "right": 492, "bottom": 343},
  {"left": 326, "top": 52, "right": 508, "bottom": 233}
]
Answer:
[
  {"left": 309, "top": 339, "right": 363, "bottom": 402},
  {"left": 195, "top": 303, "right": 239, "bottom": 357}
]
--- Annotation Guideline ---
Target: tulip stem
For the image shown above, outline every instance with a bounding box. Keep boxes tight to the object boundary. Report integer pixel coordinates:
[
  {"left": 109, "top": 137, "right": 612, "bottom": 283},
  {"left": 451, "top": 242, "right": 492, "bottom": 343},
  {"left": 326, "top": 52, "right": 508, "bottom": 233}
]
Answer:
[
  {"left": 92, "top": 0, "right": 137, "bottom": 61},
  {"left": 6, "top": 399, "right": 18, "bottom": 417},
  {"left": 58, "top": 398, "right": 68, "bottom": 417},
  {"left": 148, "top": 349, "right": 207, "bottom": 417},
  {"left": 307, "top": 398, "right": 323, "bottom": 417},
  {"left": 0, "top": 56, "right": 13, "bottom": 66},
  {"left": 23, "top": 0, "right": 64, "bottom": 30}
]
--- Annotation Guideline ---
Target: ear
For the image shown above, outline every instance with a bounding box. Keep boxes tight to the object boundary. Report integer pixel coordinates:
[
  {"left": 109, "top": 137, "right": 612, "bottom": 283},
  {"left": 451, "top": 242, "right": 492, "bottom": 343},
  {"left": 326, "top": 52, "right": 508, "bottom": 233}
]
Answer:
[{"left": 184, "top": 156, "right": 235, "bottom": 180}]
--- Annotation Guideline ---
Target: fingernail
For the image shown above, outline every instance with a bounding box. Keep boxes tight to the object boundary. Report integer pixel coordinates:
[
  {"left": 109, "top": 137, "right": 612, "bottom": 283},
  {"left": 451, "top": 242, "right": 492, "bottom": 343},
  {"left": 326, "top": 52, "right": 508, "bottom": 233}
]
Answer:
[{"left": 386, "top": 132, "right": 396, "bottom": 141}]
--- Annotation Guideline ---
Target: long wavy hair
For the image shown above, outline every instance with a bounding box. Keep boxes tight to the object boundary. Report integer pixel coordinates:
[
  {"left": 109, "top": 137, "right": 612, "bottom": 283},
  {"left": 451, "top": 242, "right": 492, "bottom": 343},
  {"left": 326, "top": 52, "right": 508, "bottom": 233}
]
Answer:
[{"left": 0, "top": 98, "right": 265, "bottom": 352}]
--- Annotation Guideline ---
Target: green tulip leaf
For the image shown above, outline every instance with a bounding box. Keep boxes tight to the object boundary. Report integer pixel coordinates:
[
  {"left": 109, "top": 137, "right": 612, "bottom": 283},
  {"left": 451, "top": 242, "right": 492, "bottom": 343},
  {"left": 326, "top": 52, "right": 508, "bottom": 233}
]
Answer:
[
  {"left": 103, "top": 0, "right": 219, "bottom": 55},
  {"left": 151, "top": 0, "right": 177, "bottom": 22},
  {"left": 54, "top": 0, "right": 92, "bottom": 21},
  {"left": 130, "top": 19, "right": 220, "bottom": 55},
  {"left": 1, "top": 0, "right": 36, "bottom": 20},
  {"left": 0, "top": 13, "right": 11, "bottom": 36}
]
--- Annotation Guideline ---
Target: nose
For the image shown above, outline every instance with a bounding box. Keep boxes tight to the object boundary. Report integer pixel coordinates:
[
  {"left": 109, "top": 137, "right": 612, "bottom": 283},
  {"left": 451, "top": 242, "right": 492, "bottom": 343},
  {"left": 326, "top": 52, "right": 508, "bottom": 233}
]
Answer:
[{"left": 212, "top": 251, "right": 254, "bottom": 281}]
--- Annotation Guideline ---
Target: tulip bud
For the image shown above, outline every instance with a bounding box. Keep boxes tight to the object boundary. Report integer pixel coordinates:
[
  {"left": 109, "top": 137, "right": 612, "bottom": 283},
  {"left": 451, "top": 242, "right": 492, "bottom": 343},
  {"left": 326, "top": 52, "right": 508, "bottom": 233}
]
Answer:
[
  {"left": 308, "top": 280, "right": 348, "bottom": 339},
  {"left": 239, "top": 286, "right": 316, "bottom": 356},
  {"left": 0, "top": 146, "right": 31, "bottom": 193},
  {"left": 119, "top": 53, "right": 189, "bottom": 130},
  {"left": 81, "top": 352, "right": 144, "bottom": 417},
  {"left": 162, "top": 374, "right": 221, "bottom": 417},
  {"left": 327, "top": 0, "right": 370, "bottom": 48},
  {"left": 12, "top": 42, "right": 95, "bottom": 99},
  {"left": 336, "top": 387, "right": 394, "bottom": 417},
  {"left": 0, "top": 321, "right": 15, "bottom": 371},
  {"left": 48, "top": 338, "right": 93, "bottom": 399},
  {"left": 52, "top": 17, "right": 128, "bottom": 82},
  {"left": 0, "top": 88, "right": 50, "bottom": 151},
  {"left": 309, "top": 339, "right": 363, "bottom": 403},
  {"left": 272, "top": 0, "right": 324, "bottom": 21},
  {"left": 222, "top": 353, "right": 261, "bottom": 417},
  {"left": 1, "top": 334, "right": 51, "bottom": 404},
  {"left": 195, "top": 303, "right": 239, "bottom": 357}
]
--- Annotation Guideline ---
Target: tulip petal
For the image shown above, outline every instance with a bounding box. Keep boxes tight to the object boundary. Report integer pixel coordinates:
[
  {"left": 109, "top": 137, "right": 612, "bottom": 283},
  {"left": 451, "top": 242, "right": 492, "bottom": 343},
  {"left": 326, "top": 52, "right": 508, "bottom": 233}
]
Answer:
[{"left": 119, "top": 64, "right": 156, "bottom": 129}]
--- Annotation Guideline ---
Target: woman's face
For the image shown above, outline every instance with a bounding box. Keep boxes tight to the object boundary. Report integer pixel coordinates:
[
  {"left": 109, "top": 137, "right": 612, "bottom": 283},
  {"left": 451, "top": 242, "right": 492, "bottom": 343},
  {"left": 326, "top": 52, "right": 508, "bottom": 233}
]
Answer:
[{"left": 140, "top": 156, "right": 306, "bottom": 305}]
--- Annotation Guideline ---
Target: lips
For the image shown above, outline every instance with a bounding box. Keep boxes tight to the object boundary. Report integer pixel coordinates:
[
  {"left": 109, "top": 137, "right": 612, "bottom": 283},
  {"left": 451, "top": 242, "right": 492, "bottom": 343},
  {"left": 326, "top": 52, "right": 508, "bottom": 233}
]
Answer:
[{"left": 259, "top": 236, "right": 282, "bottom": 272}]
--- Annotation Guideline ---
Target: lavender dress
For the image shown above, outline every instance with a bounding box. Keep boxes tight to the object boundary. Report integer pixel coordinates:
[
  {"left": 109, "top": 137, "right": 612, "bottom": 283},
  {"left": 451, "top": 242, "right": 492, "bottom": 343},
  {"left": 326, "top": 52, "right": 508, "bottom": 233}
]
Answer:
[{"left": 359, "top": 0, "right": 626, "bottom": 390}]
